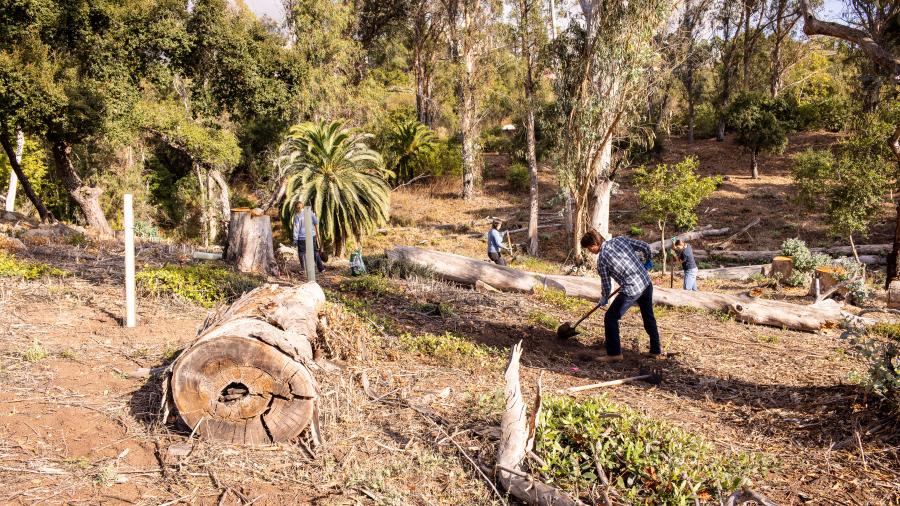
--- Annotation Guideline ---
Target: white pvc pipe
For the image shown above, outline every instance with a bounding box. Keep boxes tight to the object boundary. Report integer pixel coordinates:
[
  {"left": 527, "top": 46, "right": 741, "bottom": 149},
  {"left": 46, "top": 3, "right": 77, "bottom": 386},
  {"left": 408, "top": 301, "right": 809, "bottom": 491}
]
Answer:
[
  {"left": 4, "top": 130, "right": 23, "bottom": 213},
  {"left": 304, "top": 206, "right": 315, "bottom": 283},
  {"left": 124, "top": 194, "right": 136, "bottom": 327}
]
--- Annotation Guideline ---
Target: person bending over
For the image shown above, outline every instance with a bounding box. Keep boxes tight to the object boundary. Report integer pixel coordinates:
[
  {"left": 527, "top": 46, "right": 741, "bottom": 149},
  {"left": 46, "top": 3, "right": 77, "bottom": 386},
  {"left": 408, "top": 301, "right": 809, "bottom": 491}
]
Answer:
[
  {"left": 673, "top": 237, "right": 698, "bottom": 291},
  {"left": 581, "top": 230, "right": 662, "bottom": 363},
  {"left": 486, "top": 219, "right": 510, "bottom": 266}
]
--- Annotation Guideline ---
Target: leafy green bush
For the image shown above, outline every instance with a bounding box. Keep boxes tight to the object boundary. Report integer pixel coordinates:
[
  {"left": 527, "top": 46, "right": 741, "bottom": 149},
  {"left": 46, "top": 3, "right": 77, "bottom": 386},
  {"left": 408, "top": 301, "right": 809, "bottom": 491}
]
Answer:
[
  {"left": 399, "top": 332, "right": 497, "bottom": 367},
  {"left": 424, "top": 139, "right": 463, "bottom": 179},
  {"left": 506, "top": 163, "right": 530, "bottom": 192},
  {"left": 136, "top": 264, "right": 263, "bottom": 307},
  {"left": 0, "top": 252, "right": 68, "bottom": 280},
  {"left": 365, "top": 254, "right": 435, "bottom": 280},
  {"left": 528, "top": 310, "right": 560, "bottom": 330},
  {"left": 690, "top": 102, "right": 718, "bottom": 139},
  {"left": 851, "top": 325, "right": 900, "bottom": 414},
  {"left": 796, "top": 96, "right": 848, "bottom": 132},
  {"left": 339, "top": 274, "right": 392, "bottom": 296},
  {"left": 536, "top": 396, "right": 766, "bottom": 504},
  {"left": 20, "top": 339, "right": 48, "bottom": 362},
  {"left": 628, "top": 225, "right": 644, "bottom": 237}
]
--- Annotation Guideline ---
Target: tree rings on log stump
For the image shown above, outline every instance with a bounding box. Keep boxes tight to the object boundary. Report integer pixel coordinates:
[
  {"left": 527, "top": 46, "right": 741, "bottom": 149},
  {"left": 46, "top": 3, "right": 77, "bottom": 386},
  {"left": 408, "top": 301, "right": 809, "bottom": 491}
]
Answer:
[
  {"left": 169, "top": 283, "right": 324, "bottom": 444},
  {"left": 225, "top": 208, "right": 278, "bottom": 275},
  {"left": 771, "top": 256, "right": 792, "bottom": 281},
  {"left": 171, "top": 336, "right": 315, "bottom": 444}
]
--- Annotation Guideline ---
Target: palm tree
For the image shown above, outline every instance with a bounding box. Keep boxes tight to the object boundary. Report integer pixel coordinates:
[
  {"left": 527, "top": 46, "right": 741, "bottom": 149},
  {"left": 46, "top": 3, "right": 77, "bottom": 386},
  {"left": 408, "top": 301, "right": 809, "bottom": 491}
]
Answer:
[
  {"left": 383, "top": 119, "right": 436, "bottom": 186},
  {"left": 278, "top": 121, "right": 391, "bottom": 256}
]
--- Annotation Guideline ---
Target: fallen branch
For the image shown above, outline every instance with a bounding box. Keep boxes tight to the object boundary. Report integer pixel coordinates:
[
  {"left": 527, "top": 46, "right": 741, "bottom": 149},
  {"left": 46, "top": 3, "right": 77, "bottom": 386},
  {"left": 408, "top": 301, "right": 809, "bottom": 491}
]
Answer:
[
  {"left": 710, "top": 217, "right": 761, "bottom": 249},
  {"left": 649, "top": 226, "right": 729, "bottom": 253},
  {"left": 497, "top": 341, "right": 585, "bottom": 506}
]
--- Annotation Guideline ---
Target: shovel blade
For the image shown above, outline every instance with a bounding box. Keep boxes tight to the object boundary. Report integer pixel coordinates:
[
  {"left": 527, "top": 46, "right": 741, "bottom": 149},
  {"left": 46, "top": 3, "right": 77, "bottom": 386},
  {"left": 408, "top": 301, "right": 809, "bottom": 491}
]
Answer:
[{"left": 556, "top": 322, "right": 579, "bottom": 340}]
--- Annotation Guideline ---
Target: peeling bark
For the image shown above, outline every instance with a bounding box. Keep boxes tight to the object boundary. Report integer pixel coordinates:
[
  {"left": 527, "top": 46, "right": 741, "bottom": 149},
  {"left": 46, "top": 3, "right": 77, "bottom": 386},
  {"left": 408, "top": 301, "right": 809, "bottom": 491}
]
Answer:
[{"left": 47, "top": 134, "right": 111, "bottom": 236}]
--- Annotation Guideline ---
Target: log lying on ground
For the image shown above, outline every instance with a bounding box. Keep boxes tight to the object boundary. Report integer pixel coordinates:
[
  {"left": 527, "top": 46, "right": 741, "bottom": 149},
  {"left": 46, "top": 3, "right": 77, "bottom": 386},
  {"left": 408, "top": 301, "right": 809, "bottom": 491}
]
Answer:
[
  {"left": 386, "top": 246, "right": 536, "bottom": 293},
  {"left": 695, "top": 264, "right": 767, "bottom": 281},
  {"left": 694, "top": 244, "right": 890, "bottom": 263},
  {"left": 648, "top": 226, "right": 729, "bottom": 253},
  {"left": 169, "top": 283, "right": 323, "bottom": 444},
  {"left": 387, "top": 247, "right": 843, "bottom": 331},
  {"left": 225, "top": 208, "right": 278, "bottom": 275},
  {"left": 497, "top": 342, "right": 585, "bottom": 506}
]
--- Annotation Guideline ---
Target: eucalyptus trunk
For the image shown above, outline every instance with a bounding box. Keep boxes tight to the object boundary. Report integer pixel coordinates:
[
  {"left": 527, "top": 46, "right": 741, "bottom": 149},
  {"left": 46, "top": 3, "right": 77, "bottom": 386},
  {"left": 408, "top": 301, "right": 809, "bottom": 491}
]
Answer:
[
  {"left": 47, "top": 135, "right": 112, "bottom": 236},
  {"left": 588, "top": 140, "right": 613, "bottom": 237},
  {"left": 460, "top": 30, "right": 481, "bottom": 200},
  {"left": 4, "top": 129, "right": 23, "bottom": 213},
  {"left": 0, "top": 130, "right": 51, "bottom": 222}
]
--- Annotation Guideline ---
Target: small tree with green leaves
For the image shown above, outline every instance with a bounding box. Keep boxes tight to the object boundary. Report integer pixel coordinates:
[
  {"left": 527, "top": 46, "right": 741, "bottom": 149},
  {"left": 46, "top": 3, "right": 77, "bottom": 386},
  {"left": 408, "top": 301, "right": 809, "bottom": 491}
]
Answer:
[
  {"left": 633, "top": 157, "right": 720, "bottom": 272},
  {"left": 792, "top": 114, "right": 893, "bottom": 261},
  {"left": 726, "top": 92, "right": 791, "bottom": 179}
]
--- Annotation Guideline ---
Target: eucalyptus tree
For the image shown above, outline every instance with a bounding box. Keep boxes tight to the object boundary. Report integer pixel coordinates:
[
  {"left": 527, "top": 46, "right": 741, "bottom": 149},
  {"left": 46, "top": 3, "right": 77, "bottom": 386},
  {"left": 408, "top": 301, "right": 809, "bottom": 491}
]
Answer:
[{"left": 550, "top": 0, "right": 674, "bottom": 258}]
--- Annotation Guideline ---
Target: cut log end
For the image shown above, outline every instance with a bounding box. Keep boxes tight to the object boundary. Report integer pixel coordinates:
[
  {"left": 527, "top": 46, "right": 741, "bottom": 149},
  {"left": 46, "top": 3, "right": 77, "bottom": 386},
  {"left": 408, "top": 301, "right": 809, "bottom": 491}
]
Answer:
[{"left": 171, "top": 335, "right": 315, "bottom": 444}]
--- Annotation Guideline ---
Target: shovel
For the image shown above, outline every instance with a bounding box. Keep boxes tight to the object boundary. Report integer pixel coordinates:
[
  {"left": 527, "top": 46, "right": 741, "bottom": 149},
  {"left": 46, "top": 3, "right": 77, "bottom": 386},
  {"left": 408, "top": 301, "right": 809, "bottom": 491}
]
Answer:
[{"left": 556, "top": 288, "right": 619, "bottom": 340}]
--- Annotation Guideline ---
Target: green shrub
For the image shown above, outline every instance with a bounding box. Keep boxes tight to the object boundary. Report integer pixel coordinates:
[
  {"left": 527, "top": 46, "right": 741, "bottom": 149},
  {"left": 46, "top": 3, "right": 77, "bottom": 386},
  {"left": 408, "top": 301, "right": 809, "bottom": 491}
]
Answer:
[
  {"left": 851, "top": 325, "right": 900, "bottom": 414},
  {"left": 0, "top": 252, "right": 68, "bottom": 280},
  {"left": 506, "top": 163, "right": 530, "bottom": 192},
  {"left": 536, "top": 396, "right": 766, "bottom": 504},
  {"left": 628, "top": 225, "right": 644, "bottom": 237},
  {"left": 528, "top": 310, "right": 560, "bottom": 330},
  {"left": 399, "top": 332, "right": 497, "bottom": 366},
  {"left": 20, "top": 340, "right": 49, "bottom": 362},
  {"left": 414, "top": 300, "right": 455, "bottom": 317},
  {"left": 339, "top": 274, "right": 392, "bottom": 296},
  {"left": 136, "top": 264, "right": 263, "bottom": 307},
  {"left": 365, "top": 254, "right": 435, "bottom": 280},
  {"left": 796, "top": 97, "right": 848, "bottom": 132},
  {"left": 425, "top": 139, "right": 463, "bottom": 179},
  {"left": 690, "top": 102, "right": 719, "bottom": 139},
  {"left": 133, "top": 220, "right": 160, "bottom": 240}
]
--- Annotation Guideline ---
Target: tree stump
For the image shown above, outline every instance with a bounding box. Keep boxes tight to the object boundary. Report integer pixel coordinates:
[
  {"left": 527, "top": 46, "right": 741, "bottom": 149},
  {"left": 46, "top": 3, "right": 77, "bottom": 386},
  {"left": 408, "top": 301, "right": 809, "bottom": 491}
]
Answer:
[
  {"left": 169, "top": 283, "right": 323, "bottom": 444},
  {"left": 225, "top": 208, "right": 278, "bottom": 275},
  {"left": 771, "top": 256, "right": 792, "bottom": 281},
  {"left": 889, "top": 280, "right": 900, "bottom": 309},
  {"left": 809, "top": 265, "right": 845, "bottom": 296}
]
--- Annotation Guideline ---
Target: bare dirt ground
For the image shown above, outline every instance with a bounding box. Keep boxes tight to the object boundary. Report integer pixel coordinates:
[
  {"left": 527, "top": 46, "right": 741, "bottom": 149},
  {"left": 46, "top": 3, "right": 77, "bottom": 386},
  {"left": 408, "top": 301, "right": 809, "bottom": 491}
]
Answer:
[{"left": 1, "top": 132, "right": 899, "bottom": 505}]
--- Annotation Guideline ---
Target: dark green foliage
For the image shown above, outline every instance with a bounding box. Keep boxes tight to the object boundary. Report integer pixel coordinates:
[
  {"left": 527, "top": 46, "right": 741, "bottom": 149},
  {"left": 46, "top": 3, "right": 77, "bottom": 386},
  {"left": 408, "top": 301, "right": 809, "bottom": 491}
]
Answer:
[
  {"left": 135, "top": 263, "right": 263, "bottom": 307},
  {"left": 537, "top": 396, "right": 767, "bottom": 504},
  {"left": 381, "top": 119, "right": 437, "bottom": 186},
  {"left": 726, "top": 92, "right": 792, "bottom": 175},
  {"left": 796, "top": 96, "right": 849, "bottom": 132},
  {"left": 792, "top": 111, "right": 894, "bottom": 240},
  {"left": 506, "top": 163, "right": 530, "bottom": 191},
  {"left": 848, "top": 324, "right": 900, "bottom": 415}
]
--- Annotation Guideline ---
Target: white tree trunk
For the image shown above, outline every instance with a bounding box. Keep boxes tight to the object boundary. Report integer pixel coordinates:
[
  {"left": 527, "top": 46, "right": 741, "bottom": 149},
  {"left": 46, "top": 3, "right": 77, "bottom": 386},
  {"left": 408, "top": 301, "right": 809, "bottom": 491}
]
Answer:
[
  {"left": 588, "top": 141, "right": 613, "bottom": 237},
  {"left": 4, "top": 130, "right": 23, "bottom": 213}
]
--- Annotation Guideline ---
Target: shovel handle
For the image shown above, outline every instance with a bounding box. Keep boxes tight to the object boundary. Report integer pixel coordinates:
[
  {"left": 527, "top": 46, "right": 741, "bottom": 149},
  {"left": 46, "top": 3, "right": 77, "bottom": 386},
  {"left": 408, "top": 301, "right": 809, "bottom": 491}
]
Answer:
[
  {"left": 559, "top": 374, "right": 652, "bottom": 394},
  {"left": 573, "top": 288, "right": 620, "bottom": 327}
]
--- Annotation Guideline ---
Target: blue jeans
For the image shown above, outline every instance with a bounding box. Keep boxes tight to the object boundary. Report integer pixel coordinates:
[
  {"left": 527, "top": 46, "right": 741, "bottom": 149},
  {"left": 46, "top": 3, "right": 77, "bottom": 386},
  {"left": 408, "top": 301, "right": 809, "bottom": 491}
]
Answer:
[
  {"left": 684, "top": 268, "right": 698, "bottom": 291},
  {"left": 603, "top": 284, "right": 661, "bottom": 356}
]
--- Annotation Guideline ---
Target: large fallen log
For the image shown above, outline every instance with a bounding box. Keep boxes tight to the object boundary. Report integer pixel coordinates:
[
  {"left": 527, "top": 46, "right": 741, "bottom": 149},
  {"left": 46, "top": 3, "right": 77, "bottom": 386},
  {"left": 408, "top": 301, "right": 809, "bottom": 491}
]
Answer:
[
  {"left": 695, "top": 249, "right": 884, "bottom": 264},
  {"left": 386, "top": 246, "right": 536, "bottom": 293},
  {"left": 648, "top": 226, "right": 729, "bottom": 253},
  {"left": 386, "top": 247, "right": 843, "bottom": 331},
  {"left": 168, "top": 283, "right": 323, "bottom": 444},
  {"left": 695, "top": 264, "right": 767, "bottom": 281}
]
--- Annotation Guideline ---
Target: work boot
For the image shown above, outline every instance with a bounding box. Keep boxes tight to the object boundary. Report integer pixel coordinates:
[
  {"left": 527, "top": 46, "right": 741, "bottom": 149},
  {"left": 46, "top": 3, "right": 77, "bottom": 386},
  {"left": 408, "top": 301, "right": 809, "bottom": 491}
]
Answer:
[
  {"left": 642, "top": 352, "right": 665, "bottom": 361},
  {"left": 594, "top": 354, "right": 624, "bottom": 364}
]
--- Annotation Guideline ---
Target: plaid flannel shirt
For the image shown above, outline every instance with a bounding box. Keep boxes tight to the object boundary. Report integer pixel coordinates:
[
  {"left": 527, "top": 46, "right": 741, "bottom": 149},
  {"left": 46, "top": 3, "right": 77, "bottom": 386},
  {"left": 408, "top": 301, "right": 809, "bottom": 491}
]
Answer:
[{"left": 597, "top": 236, "right": 652, "bottom": 300}]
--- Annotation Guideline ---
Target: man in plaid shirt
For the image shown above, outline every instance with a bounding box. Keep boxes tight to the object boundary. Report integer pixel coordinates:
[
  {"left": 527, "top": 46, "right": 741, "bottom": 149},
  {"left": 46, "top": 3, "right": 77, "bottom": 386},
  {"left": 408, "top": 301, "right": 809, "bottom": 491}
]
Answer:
[{"left": 581, "top": 230, "right": 662, "bottom": 363}]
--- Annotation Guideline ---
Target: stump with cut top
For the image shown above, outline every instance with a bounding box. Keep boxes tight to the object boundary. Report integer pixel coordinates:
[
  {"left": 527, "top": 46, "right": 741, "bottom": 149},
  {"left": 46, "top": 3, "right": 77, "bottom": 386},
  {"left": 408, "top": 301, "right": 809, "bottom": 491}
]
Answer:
[
  {"left": 168, "top": 282, "right": 323, "bottom": 444},
  {"left": 225, "top": 208, "right": 278, "bottom": 276}
]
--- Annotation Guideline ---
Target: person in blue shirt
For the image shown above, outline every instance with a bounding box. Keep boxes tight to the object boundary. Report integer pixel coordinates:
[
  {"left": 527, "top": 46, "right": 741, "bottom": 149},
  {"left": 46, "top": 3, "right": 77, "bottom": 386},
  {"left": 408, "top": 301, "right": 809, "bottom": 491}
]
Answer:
[
  {"left": 672, "top": 237, "right": 698, "bottom": 291},
  {"left": 486, "top": 219, "right": 510, "bottom": 265},
  {"left": 581, "top": 230, "right": 662, "bottom": 363},
  {"left": 292, "top": 205, "right": 325, "bottom": 273}
]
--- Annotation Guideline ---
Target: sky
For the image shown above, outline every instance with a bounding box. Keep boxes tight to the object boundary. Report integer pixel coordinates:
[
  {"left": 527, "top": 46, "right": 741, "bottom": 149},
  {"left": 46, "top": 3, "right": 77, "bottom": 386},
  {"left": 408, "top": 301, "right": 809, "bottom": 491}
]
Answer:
[{"left": 243, "top": 0, "right": 848, "bottom": 26}]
